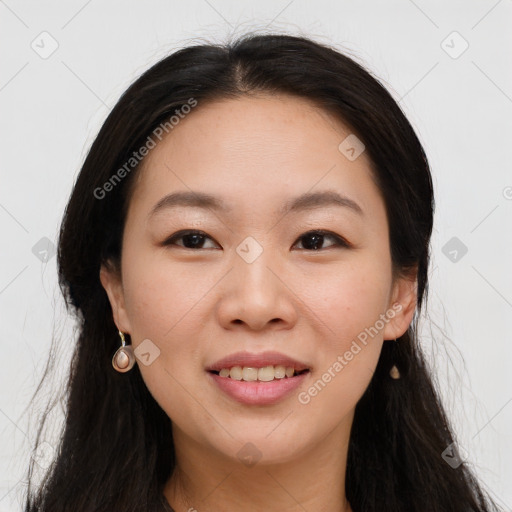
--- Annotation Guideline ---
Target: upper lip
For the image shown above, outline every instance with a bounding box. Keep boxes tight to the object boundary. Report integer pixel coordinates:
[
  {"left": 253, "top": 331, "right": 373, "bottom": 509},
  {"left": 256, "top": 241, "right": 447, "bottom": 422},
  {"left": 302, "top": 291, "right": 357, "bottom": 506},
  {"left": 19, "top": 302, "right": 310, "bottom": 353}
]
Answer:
[{"left": 206, "top": 351, "right": 311, "bottom": 372}]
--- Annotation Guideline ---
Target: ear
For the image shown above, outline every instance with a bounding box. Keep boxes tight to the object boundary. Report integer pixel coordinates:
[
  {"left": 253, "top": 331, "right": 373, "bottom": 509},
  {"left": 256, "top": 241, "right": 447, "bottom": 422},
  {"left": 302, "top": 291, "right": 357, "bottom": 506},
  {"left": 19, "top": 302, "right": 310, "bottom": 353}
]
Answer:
[
  {"left": 99, "top": 262, "right": 132, "bottom": 334},
  {"left": 382, "top": 267, "right": 418, "bottom": 341}
]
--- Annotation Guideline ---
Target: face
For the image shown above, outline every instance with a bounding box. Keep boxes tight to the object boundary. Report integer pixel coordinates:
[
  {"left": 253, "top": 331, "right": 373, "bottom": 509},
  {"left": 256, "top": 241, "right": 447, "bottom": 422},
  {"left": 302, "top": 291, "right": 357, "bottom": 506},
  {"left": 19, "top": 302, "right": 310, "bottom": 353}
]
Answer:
[{"left": 101, "top": 94, "right": 416, "bottom": 466}]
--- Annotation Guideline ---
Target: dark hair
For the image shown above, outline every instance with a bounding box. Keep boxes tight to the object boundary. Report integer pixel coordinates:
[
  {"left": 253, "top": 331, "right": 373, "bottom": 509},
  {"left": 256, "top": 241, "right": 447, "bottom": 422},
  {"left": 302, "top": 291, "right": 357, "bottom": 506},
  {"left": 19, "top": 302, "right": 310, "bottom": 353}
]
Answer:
[{"left": 24, "top": 33, "right": 501, "bottom": 512}]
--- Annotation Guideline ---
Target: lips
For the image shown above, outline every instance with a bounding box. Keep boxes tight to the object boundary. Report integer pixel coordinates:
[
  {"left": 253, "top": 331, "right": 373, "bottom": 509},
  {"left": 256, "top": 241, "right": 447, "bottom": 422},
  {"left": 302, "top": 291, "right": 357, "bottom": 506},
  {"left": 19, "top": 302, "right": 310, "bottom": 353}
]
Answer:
[{"left": 205, "top": 351, "right": 312, "bottom": 405}]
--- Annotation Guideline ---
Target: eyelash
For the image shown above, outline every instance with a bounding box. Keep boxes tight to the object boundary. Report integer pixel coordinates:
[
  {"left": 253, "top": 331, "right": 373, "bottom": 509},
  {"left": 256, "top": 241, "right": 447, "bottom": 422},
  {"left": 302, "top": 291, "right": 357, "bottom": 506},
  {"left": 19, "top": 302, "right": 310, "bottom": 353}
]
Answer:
[{"left": 162, "top": 229, "right": 351, "bottom": 251}]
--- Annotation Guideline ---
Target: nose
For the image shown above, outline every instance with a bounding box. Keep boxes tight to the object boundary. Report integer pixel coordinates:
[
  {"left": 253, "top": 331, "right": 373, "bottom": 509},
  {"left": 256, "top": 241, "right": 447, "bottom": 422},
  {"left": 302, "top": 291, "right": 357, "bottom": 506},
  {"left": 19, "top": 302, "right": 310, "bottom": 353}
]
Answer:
[{"left": 215, "top": 246, "right": 298, "bottom": 332}]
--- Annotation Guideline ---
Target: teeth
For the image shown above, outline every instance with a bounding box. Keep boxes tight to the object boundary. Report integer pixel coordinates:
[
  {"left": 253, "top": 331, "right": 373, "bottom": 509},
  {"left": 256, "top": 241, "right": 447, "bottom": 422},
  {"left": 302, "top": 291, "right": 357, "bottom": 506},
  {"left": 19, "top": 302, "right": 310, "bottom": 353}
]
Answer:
[
  {"left": 258, "top": 366, "right": 275, "bottom": 382},
  {"left": 216, "top": 365, "right": 304, "bottom": 381},
  {"left": 274, "top": 366, "right": 286, "bottom": 379},
  {"left": 242, "top": 367, "right": 258, "bottom": 381}
]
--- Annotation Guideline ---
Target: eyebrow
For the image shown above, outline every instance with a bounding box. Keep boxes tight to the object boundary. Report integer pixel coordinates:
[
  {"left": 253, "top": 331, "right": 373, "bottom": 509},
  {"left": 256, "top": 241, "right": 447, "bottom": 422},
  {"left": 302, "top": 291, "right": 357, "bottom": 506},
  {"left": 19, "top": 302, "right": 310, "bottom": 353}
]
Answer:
[{"left": 148, "top": 189, "right": 363, "bottom": 219}]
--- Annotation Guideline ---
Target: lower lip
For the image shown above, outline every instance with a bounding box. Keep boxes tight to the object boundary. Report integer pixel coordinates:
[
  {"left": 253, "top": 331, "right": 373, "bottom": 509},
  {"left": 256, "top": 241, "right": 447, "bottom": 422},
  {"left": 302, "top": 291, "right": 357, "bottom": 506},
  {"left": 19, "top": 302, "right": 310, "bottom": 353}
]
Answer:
[{"left": 206, "top": 371, "right": 310, "bottom": 405}]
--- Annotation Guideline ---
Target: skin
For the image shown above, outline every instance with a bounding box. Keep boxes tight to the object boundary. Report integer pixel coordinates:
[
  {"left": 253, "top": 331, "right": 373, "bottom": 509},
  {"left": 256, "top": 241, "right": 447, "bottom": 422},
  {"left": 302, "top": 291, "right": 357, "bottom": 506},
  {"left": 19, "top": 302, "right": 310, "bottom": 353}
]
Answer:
[{"left": 100, "top": 94, "right": 417, "bottom": 512}]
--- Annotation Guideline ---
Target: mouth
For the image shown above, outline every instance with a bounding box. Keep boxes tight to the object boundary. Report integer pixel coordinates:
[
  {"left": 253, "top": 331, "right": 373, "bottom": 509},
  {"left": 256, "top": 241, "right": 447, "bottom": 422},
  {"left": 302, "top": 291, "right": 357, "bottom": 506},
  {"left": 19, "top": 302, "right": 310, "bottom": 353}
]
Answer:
[
  {"left": 205, "top": 351, "right": 312, "bottom": 405},
  {"left": 206, "top": 367, "right": 311, "bottom": 406},
  {"left": 208, "top": 366, "right": 310, "bottom": 382}
]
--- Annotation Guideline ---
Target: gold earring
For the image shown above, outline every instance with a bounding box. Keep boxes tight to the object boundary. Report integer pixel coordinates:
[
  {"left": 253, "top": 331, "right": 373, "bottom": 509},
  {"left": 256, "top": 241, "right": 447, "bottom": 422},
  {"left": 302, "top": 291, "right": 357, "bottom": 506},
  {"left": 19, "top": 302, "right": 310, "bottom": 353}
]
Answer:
[
  {"left": 389, "top": 365, "right": 400, "bottom": 379},
  {"left": 389, "top": 338, "right": 400, "bottom": 379},
  {"left": 112, "top": 330, "right": 135, "bottom": 373}
]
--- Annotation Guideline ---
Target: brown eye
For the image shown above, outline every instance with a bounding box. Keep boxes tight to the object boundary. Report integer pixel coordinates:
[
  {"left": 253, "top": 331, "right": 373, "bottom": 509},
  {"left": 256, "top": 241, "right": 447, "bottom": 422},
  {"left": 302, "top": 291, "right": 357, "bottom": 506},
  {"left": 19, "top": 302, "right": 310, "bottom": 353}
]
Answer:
[
  {"left": 294, "top": 230, "right": 350, "bottom": 251},
  {"left": 163, "top": 230, "right": 219, "bottom": 250}
]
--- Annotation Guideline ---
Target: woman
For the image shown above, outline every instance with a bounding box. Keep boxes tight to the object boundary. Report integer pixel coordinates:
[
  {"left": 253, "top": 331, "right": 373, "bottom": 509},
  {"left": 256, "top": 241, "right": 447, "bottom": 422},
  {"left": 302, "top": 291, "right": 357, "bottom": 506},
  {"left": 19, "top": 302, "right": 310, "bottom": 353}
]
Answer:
[{"left": 24, "top": 33, "right": 502, "bottom": 512}]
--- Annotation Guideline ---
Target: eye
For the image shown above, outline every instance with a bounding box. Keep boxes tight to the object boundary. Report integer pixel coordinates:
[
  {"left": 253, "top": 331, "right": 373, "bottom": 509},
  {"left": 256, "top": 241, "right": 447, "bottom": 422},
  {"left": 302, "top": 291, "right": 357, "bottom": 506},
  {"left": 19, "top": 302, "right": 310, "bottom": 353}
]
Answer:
[
  {"left": 293, "top": 230, "right": 350, "bottom": 251},
  {"left": 162, "top": 230, "right": 219, "bottom": 250},
  {"left": 162, "top": 229, "right": 350, "bottom": 251}
]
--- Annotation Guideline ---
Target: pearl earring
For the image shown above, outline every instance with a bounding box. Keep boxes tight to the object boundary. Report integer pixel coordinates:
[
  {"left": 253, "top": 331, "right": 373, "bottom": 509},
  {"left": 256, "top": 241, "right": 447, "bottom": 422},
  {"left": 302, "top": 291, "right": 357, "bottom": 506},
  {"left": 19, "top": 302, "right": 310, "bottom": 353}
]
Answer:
[{"left": 112, "top": 330, "right": 135, "bottom": 372}]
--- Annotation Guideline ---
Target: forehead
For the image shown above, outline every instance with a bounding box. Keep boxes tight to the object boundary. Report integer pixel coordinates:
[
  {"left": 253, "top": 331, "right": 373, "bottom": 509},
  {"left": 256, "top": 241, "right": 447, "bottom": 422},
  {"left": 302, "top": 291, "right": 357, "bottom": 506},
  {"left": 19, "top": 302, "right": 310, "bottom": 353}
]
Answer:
[{"left": 126, "top": 94, "right": 382, "bottom": 222}]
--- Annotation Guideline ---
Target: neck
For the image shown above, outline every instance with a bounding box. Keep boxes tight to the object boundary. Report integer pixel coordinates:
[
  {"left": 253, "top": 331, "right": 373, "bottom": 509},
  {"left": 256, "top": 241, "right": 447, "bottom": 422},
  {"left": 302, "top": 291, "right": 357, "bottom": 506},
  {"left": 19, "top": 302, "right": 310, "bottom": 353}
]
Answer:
[{"left": 164, "top": 412, "right": 354, "bottom": 512}]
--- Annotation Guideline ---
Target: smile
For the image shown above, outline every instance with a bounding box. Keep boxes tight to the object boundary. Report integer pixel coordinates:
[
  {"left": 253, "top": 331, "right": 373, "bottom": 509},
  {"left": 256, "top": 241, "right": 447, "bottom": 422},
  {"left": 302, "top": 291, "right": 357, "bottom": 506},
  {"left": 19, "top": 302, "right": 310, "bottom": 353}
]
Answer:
[{"left": 210, "top": 365, "right": 310, "bottom": 382}]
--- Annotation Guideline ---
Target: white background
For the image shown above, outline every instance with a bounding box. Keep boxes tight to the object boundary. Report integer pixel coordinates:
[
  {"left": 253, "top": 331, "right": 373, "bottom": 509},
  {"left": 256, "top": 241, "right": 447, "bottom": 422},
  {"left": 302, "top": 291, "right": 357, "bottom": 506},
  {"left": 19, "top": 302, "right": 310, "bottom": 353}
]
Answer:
[{"left": 1, "top": 1, "right": 511, "bottom": 510}]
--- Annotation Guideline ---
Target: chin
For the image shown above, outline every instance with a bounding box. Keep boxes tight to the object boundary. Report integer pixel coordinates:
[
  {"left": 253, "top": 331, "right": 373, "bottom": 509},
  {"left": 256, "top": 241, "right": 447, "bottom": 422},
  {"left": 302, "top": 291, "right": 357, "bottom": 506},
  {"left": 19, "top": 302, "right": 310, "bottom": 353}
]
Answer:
[{"left": 207, "top": 427, "right": 312, "bottom": 468}]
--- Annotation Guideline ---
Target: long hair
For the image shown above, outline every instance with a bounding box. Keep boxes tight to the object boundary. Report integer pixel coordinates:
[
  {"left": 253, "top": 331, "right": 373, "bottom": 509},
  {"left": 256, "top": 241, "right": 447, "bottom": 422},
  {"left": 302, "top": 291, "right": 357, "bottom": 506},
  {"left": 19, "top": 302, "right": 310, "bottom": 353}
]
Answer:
[{"left": 24, "top": 33, "right": 501, "bottom": 512}]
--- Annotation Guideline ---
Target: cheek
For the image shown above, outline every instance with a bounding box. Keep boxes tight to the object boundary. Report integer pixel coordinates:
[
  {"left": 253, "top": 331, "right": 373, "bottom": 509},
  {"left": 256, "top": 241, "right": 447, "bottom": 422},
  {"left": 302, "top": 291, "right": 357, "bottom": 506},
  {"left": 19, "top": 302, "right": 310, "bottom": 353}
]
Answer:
[
  {"left": 121, "top": 245, "right": 208, "bottom": 337},
  {"left": 302, "top": 259, "right": 392, "bottom": 345},
  {"left": 119, "top": 248, "right": 213, "bottom": 405},
  {"left": 294, "top": 301, "right": 385, "bottom": 430},
  {"left": 119, "top": 257, "right": 206, "bottom": 427},
  {"left": 295, "top": 261, "right": 390, "bottom": 408},
  {"left": 121, "top": 263, "right": 207, "bottom": 387}
]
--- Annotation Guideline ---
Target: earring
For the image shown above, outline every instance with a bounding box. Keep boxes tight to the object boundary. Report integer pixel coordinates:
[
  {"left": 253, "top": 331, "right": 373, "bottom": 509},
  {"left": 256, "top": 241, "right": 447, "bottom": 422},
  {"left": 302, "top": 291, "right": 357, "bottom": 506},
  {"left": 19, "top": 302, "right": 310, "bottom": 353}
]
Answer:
[
  {"left": 389, "top": 365, "right": 400, "bottom": 379},
  {"left": 389, "top": 338, "right": 400, "bottom": 379},
  {"left": 112, "top": 330, "right": 135, "bottom": 373}
]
